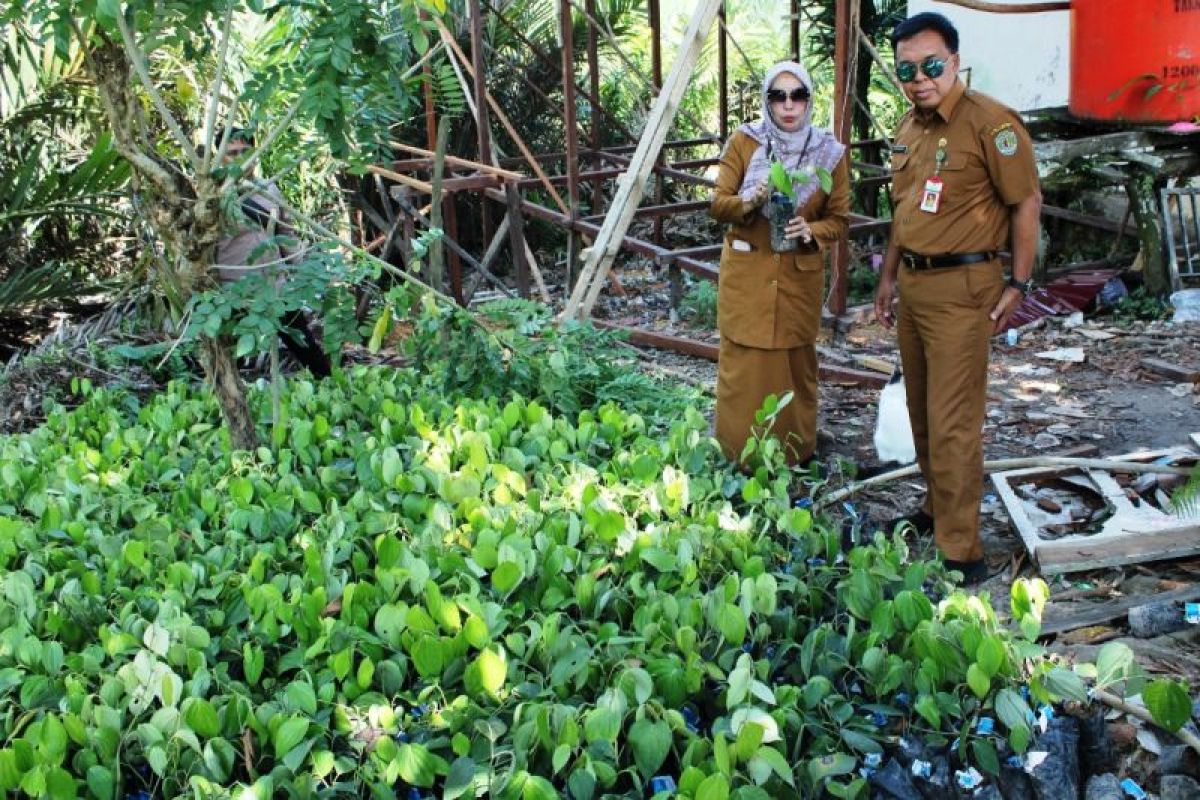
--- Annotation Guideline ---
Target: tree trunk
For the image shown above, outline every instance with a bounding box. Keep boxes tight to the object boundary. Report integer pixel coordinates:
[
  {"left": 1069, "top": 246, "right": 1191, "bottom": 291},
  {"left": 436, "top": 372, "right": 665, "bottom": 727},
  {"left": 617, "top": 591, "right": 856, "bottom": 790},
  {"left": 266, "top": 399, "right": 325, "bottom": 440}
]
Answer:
[
  {"left": 87, "top": 37, "right": 259, "bottom": 450},
  {"left": 200, "top": 336, "right": 257, "bottom": 450}
]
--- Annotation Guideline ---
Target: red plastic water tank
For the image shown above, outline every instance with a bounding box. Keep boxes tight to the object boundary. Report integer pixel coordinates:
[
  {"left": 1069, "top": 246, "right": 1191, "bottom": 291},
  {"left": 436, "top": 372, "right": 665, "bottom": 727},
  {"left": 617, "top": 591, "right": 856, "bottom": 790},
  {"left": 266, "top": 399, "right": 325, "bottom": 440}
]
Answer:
[{"left": 1069, "top": 0, "right": 1200, "bottom": 122}]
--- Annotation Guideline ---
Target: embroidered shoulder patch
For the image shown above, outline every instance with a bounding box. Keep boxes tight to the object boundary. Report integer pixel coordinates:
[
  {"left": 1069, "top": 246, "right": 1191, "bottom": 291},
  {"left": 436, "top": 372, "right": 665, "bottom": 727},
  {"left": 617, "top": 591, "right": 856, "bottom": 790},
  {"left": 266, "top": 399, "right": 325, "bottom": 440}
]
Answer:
[{"left": 994, "top": 127, "right": 1019, "bottom": 157}]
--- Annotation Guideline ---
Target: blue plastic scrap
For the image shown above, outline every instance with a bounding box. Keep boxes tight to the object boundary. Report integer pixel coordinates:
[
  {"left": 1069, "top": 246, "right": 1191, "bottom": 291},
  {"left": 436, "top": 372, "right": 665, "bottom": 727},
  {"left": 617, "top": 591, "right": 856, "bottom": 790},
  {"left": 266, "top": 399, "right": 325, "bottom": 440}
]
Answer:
[
  {"left": 1186, "top": 602, "right": 1200, "bottom": 624},
  {"left": 649, "top": 776, "right": 677, "bottom": 795},
  {"left": 956, "top": 767, "right": 984, "bottom": 790},
  {"left": 976, "top": 717, "right": 995, "bottom": 735},
  {"left": 1119, "top": 778, "right": 1147, "bottom": 799}
]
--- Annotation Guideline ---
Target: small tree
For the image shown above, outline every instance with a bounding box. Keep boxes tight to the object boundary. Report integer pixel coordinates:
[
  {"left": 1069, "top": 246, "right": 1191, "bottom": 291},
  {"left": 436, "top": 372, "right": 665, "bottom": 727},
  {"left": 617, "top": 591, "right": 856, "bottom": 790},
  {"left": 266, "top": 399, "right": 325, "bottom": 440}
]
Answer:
[{"left": 7, "top": 0, "right": 443, "bottom": 448}]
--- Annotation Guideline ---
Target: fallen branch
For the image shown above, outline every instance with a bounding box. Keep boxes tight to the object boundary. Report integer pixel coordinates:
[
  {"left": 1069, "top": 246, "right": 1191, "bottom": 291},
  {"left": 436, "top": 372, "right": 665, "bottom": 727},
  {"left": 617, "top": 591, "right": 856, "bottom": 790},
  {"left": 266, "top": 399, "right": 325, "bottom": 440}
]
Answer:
[
  {"left": 817, "top": 457, "right": 1196, "bottom": 510},
  {"left": 1093, "top": 688, "right": 1200, "bottom": 755}
]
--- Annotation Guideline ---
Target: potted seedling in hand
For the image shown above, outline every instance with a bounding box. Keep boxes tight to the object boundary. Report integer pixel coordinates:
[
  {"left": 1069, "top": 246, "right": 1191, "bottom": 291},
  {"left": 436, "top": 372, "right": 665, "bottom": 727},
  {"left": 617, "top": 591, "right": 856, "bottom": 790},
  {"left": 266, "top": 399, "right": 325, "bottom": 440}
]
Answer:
[{"left": 766, "top": 158, "right": 833, "bottom": 252}]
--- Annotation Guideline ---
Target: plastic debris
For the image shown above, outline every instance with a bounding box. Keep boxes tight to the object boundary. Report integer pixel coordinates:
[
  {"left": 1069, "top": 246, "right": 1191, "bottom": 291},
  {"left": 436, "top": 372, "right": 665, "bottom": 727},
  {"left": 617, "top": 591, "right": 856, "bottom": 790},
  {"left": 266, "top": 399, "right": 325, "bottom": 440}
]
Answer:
[
  {"left": 864, "top": 753, "right": 883, "bottom": 769},
  {"left": 1161, "top": 775, "right": 1200, "bottom": 800},
  {"left": 1098, "top": 277, "right": 1128, "bottom": 308},
  {"left": 1186, "top": 602, "right": 1200, "bottom": 624},
  {"left": 680, "top": 705, "right": 701, "bottom": 734},
  {"left": 1119, "top": 777, "right": 1147, "bottom": 799},
  {"left": 794, "top": 496, "right": 813, "bottom": 510},
  {"left": 1078, "top": 710, "right": 1115, "bottom": 777},
  {"left": 911, "top": 760, "right": 933, "bottom": 779},
  {"left": 649, "top": 775, "right": 677, "bottom": 795},
  {"left": 956, "top": 767, "right": 984, "bottom": 789},
  {"left": 1027, "top": 716, "right": 1081, "bottom": 800},
  {"left": 869, "top": 758, "right": 924, "bottom": 800},
  {"left": 1128, "top": 600, "right": 1190, "bottom": 638},
  {"left": 1006, "top": 328, "right": 1020, "bottom": 346},
  {"left": 976, "top": 717, "right": 995, "bottom": 736},
  {"left": 1171, "top": 288, "right": 1200, "bottom": 323},
  {"left": 1035, "top": 347, "right": 1086, "bottom": 363},
  {"left": 1084, "top": 773, "right": 1124, "bottom": 800}
]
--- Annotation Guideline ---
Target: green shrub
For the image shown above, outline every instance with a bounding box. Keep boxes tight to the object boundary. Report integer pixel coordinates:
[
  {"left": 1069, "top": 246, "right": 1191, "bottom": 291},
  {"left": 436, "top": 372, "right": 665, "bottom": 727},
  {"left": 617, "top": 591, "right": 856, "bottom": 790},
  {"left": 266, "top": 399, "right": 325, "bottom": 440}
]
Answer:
[{"left": 678, "top": 280, "right": 718, "bottom": 330}]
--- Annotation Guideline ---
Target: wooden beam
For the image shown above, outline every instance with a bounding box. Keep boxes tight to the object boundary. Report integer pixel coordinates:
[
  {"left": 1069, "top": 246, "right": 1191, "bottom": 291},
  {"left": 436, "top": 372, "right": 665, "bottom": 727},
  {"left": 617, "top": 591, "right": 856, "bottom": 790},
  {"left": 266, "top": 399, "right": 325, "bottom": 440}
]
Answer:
[
  {"left": 1042, "top": 204, "right": 1139, "bottom": 237},
  {"left": 1034, "top": 131, "right": 1152, "bottom": 164},
  {"left": 434, "top": 17, "right": 570, "bottom": 215},
  {"left": 562, "top": 0, "right": 723, "bottom": 321},
  {"left": 389, "top": 141, "right": 524, "bottom": 180},
  {"left": 1041, "top": 584, "right": 1200, "bottom": 637}
]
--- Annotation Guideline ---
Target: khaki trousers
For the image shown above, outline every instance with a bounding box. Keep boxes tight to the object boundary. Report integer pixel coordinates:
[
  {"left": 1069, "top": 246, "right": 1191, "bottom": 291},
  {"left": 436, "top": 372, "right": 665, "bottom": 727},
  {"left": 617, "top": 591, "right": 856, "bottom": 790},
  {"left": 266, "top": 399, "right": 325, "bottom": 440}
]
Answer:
[
  {"left": 716, "top": 338, "right": 818, "bottom": 465},
  {"left": 897, "top": 261, "right": 1004, "bottom": 562}
]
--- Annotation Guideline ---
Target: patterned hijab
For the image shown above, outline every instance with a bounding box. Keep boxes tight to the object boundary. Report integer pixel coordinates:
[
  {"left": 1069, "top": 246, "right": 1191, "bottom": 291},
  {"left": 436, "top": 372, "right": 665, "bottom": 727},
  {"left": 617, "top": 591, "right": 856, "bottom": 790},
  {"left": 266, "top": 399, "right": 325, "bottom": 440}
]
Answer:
[{"left": 736, "top": 61, "right": 846, "bottom": 211}]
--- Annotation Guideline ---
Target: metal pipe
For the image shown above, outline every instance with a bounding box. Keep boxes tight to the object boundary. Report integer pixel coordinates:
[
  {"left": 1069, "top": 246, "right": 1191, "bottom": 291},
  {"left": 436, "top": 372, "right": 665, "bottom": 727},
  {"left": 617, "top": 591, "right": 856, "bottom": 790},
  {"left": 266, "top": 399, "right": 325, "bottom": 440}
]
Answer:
[
  {"left": 585, "top": 0, "right": 603, "bottom": 213},
  {"left": 933, "top": 0, "right": 1070, "bottom": 11},
  {"left": 469, "top": 0, "right": 494, "bottom": 245},
  {"left": 718, "top": 2, "right": 728, "bottom": 142}
]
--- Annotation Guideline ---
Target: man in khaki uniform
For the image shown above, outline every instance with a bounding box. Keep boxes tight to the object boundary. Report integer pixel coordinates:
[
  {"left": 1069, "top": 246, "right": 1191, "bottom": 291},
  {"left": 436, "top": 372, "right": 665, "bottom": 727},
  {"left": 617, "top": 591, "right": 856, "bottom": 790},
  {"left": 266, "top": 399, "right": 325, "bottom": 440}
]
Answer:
[{"left": 873, "top": 12, "right": 1041, "bottom": 583}]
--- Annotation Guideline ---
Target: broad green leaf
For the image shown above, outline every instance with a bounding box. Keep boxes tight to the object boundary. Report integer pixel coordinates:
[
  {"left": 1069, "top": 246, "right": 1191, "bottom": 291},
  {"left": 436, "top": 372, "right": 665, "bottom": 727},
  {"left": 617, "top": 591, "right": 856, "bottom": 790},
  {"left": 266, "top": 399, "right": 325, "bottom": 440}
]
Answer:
[
  {"left": 754, "top": 746, "right": 795, "bottom": 786},
  {"left": 994, "top": 688, "right": 1031, "bottom": 733},
  {"left": 840, "top": 728, "right": 883, "bottom": 754},
  {"left": 1095, "top": 641, "right": 1136, "bottom": 688},
  {"left": 85, "top": 766, "right": 113, "bottom": 800},
  {"left": 975, "top": 636, "right": 1006, "bottom": 678},
  {"left": 395, "top": 744, "right": 448, "bottom": 788},
  {"left": 696, "top": 773, "right": 730, "bottom": 800},
  {"left": 717, "top": 604, "right": 746, "bottom": 645},
  {"left": 413, "top": 637, "right": 444, "bottom": 678},
  {"left": 1143, "top": 679, "right": 1191, "bottom": 732},
  {"left": 523, "top": 775, "right": 558, "bottom": 800},
  {"left": 273, "top": 717, "right": 309, "bottom": 760},
  {"left": 629, "top": 719, "right": 671, "bottom": 778},
  {"left": 1042, "top": 667, "right": 1088, "bottom": 703},
  {"left": 185, "top": 699, "right": 221, "bottom": 739},
  {"left": 966, "top": 664, "right": 991, "bottom": 699},
  {"left": 444, "top": 756, "right": 476, "bottom": 800},
  {"left": 972, "top": 739, "right": 999, "bottom": 776},
  {"left": 914, "top": 694, "right": 941, "bottom": 728},
  {"left": 807, "top": 753, "right": 856, "bottom": 781},
  {"left": 473, "top": 646, "right": 507, "bottom": 698}
]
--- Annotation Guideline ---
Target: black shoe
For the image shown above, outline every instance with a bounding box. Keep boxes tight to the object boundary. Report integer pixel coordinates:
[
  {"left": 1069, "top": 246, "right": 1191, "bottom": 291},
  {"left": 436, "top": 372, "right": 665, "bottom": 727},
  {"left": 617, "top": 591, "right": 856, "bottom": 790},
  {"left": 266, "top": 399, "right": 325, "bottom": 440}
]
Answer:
[
  {"left": 944, "top": 558, "right": 989, "bottom": 586},
  {"left": 887, "top": 509, "right": 934, "bottom": 537}
]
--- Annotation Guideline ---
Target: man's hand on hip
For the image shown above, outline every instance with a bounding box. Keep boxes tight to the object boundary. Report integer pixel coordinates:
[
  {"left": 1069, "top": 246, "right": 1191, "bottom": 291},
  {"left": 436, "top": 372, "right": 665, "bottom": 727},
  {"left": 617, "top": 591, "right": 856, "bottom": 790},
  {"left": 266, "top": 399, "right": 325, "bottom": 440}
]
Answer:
[{"left": 989, "top": 286, "right": 1023, "bottom": 334}]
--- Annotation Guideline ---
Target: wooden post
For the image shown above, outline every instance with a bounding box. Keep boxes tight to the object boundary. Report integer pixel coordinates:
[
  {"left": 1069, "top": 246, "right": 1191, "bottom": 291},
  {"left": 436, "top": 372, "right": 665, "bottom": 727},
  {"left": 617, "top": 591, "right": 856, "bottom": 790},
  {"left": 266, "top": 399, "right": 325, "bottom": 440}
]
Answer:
[
  {"left": 562, "top": 0, "right": 581, "bottom": 289},
  {"left": 829, "top": 0, "right": 857, "bottom": 317},
  {"left": 469, "top": 0, "right": 494, "bottom": 247},
  {"left": 718, "top": 2, "right": 728, "bottom": 143},
  {"left": 562, "top": 0, "right": 722, "bottom": 321},
  {"left": 1124, "top": 167, "right": 1170, "bottom": 296},
  {"left": 585, "top": 0, "right": 603, "bottom": 213}
]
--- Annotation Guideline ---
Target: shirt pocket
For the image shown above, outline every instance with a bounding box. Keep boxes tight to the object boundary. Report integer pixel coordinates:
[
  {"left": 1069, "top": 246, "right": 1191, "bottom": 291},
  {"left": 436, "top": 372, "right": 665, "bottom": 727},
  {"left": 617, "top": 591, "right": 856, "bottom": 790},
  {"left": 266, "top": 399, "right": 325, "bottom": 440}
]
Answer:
[
  {"left": 935, "top": 153, "right": 973, "bottom": 201},
  {"left": 890, "top": 153, "right": 914, "bottom": 199}
]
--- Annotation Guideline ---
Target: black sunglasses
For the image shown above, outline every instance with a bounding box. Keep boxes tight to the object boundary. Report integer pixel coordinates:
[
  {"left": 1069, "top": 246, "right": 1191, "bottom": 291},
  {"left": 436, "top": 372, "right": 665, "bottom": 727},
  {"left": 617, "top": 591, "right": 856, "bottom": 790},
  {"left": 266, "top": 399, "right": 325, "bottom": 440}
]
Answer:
[
  {"left": 896, "top": 56, "right": 948, "bottom": 83},
  {"left": 766, "top": 87, "right": 810, "bottom": 104}
]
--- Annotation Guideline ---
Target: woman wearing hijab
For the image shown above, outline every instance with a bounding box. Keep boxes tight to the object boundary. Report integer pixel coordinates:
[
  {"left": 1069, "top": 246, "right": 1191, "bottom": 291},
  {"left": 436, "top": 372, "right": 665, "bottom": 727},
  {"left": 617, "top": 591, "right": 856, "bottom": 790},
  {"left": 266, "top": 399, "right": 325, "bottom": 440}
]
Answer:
[{"left": 710, "top": 61, "right": 850, "bottom": 467}]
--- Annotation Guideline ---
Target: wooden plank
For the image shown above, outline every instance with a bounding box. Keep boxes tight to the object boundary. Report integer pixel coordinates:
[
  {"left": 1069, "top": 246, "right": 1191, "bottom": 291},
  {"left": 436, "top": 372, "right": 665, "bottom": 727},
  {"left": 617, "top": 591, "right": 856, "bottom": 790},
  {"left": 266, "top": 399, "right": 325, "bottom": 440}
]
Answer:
[
  {"left": 1141, "top": 358, "right": 1200, "bottom": 383},
  {"left": 1034, "top": 131, "right": 1152, "bottom": 164},
  {"left": 1043, "top": 204, "right": 1139, "bottom": 238},
  {"left": 1041, "top": 584, "right": 1200, "bottom": 637},
  {"left": 992, "top": 446, "right": 1200, "bottom": 574},
  {"left": 562, "top": 0, "right": 723, "bottom": 321},
  {"left": 366, "top": 164, "right": 432, "bottom": 194},
  {"left": 388, "top": 141, "right": 525, "bottom": 180}
]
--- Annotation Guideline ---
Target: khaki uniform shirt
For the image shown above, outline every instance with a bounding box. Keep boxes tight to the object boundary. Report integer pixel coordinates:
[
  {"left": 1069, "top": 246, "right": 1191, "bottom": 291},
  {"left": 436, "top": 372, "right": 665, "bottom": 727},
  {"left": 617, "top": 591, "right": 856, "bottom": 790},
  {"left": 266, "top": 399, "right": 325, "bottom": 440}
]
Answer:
[
  {"left": 710, "top": 130, "right": 851, "bottom": 349},
  {"left": 890, "top": 81, "right": 1038, "bottom": 256}
]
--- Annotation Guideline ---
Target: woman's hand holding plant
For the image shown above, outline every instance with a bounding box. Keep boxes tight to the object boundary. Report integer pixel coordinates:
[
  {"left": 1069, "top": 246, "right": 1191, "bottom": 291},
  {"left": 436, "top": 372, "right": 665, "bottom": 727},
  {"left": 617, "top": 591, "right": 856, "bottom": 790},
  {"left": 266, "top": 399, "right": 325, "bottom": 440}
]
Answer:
[{"left": 741, "top": 179, "right": 770, "bottom": 216}]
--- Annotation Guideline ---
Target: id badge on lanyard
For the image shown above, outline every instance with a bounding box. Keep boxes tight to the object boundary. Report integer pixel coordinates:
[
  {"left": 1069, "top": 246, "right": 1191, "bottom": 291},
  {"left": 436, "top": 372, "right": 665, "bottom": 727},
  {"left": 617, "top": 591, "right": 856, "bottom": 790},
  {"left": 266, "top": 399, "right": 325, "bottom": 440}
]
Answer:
[{"left": 920, "top": 139, "right": 948, "bottom": 214}]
